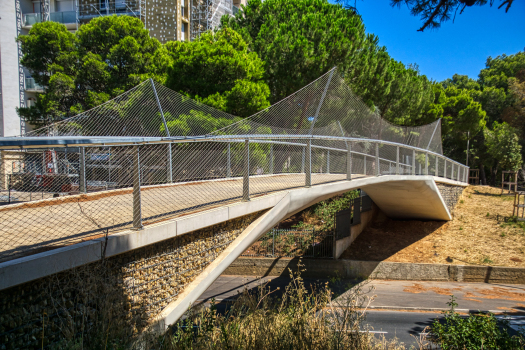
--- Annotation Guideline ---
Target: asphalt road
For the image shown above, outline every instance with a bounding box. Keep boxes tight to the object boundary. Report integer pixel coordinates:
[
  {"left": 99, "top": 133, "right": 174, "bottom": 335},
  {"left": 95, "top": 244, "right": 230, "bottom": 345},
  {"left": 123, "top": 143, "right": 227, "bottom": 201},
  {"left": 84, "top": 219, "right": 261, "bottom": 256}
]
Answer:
[
  {"left": 364, "top": 310, "right": 439, "bottom": 346},
  {"left": 198, "top": 275, "right": 525, "bottom": 347}
]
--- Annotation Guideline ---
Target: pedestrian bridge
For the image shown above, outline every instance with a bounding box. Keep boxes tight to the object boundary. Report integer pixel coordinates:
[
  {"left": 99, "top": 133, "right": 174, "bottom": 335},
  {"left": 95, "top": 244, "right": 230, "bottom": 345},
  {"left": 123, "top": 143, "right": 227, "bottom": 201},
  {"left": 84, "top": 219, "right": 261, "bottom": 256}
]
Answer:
[{"left": 0, "top": 68, "right": 468, "bottom": 336}]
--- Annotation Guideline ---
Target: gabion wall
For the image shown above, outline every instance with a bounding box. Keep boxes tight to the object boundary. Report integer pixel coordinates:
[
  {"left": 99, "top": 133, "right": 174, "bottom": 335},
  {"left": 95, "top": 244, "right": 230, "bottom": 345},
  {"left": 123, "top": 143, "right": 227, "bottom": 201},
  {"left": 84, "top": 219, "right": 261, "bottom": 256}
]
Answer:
[
  {"left": 437, "top": 183, "right": 465, "bottom": 214},
  {"left": 0, "top": 211, "right": 264, "bottom": 349}
]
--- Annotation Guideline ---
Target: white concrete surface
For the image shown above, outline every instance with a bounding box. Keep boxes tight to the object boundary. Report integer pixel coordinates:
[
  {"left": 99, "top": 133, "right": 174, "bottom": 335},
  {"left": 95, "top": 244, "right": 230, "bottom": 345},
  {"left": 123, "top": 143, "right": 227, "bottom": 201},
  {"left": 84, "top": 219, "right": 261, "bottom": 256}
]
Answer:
[{"left": 0, "top": 0, "right": 23, "bottom": 136}]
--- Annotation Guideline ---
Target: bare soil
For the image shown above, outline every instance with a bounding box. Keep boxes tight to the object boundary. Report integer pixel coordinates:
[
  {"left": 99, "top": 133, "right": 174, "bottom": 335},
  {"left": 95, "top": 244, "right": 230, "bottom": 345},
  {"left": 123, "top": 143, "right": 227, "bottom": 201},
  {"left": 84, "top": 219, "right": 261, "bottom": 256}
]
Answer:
[{"left": 340, "top": 185, "right": 525, "bottom": 267}]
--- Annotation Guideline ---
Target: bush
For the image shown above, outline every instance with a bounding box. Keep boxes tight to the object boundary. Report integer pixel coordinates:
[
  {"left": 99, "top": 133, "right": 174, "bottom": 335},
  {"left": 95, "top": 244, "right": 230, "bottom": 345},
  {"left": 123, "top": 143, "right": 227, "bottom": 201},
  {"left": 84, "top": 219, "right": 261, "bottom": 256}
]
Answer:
[{"left": 430, "top": 296, "right": 525, "bottom": 349}]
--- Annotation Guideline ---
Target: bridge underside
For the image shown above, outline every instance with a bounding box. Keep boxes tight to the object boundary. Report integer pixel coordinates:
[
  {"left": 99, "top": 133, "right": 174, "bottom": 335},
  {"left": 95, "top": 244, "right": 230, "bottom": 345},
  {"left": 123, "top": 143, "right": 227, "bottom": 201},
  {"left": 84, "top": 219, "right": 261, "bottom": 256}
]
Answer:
[{"left": 152, "top": 175, "right": 463, "bottom": 330}]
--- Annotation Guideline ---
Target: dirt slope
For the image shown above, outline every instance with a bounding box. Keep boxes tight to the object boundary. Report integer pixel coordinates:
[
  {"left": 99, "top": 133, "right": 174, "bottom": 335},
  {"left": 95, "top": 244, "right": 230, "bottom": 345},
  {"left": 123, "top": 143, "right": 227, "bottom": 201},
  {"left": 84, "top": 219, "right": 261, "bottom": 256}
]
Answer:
[{"left": 341, "top": 185, "right": 525, "bottom": 267}]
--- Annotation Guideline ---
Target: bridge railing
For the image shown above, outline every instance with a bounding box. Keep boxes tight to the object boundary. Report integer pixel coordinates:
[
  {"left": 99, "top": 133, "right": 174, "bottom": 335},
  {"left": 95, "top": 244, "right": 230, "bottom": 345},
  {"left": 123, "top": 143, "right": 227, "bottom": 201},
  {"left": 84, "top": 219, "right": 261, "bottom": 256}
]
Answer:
[{"left": 0, "top": 136, "right": 467, "bottom": 262}]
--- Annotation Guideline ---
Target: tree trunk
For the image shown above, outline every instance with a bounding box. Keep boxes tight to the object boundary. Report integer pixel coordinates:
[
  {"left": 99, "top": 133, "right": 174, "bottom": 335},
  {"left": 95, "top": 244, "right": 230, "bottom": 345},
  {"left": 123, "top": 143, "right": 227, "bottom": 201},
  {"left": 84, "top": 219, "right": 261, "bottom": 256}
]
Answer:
[{"left": 480, "top": 165, "right": 487, "bottom": 185}]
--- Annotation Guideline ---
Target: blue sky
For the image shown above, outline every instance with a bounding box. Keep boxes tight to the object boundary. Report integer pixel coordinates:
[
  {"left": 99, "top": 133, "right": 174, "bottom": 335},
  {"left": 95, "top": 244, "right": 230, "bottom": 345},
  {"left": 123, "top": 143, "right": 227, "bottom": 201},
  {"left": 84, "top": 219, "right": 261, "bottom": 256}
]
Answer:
[{"left": 328, "top": 0, "right": 525, "bottom": 82}]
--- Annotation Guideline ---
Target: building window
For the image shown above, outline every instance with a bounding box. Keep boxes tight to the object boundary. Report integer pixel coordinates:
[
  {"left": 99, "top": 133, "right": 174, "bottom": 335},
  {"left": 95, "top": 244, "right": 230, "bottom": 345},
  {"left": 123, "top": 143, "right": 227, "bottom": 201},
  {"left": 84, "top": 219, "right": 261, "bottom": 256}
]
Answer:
[
  {"left": 181, "top": 22, "right": 187, "bottom": 41},
  {"left": 32, "top": 0, "right": 41, "bottom": 13},
  {"left": 181, "top": 0, "right": 188, "bottom": 18},
  {"left": 27, "top": 98, "right": 36, "bottom": 108},
  {"left": 56, "top": 0, "right": 74, "bottom": 12}
]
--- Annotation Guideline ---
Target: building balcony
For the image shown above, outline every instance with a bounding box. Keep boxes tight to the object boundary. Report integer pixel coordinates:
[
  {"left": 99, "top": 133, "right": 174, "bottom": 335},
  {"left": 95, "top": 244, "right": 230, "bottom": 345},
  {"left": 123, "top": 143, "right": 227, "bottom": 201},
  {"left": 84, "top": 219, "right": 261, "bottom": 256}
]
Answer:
[
  {"left": 23, "top": 11, "right": 77, "bottom": 30},
  {"left": 78, "top": 1, "right": 141, "bottom": 21},
  {"left": 25, "top": 77, "right": 44, "bottom": 92}
]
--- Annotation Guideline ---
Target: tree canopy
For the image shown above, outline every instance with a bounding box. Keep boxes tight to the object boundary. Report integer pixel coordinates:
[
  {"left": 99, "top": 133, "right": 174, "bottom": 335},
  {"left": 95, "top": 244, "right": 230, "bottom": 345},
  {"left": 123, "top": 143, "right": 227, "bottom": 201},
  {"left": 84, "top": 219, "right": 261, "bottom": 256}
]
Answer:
[
  {"left": 222, "top": 0, "right": 435, "bottom": 125},
  {"left": 390, "top": 0, "right": 515, "bottom": 31},
  {"left": 165, "top": 27, "right": 270, "bottom": 117},
  {"left": 17, "top": 15, "right": 168, "bottom": 128}
]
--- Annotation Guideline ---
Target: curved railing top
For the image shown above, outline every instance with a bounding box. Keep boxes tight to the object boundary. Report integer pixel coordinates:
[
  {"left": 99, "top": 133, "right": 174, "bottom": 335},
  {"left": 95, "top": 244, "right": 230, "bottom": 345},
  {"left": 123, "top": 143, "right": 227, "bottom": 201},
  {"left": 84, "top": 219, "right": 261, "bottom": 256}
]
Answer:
[{"left": 21, "top": 68, "right": 443, "bottom": 154}]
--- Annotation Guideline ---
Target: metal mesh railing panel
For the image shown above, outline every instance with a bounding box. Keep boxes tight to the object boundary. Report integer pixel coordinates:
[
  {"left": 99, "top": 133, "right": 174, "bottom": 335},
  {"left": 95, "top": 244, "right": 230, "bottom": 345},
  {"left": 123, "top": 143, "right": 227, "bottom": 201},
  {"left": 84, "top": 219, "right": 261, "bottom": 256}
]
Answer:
[{"left": 0, "top": 68, "right": 469, "bottom": 263}]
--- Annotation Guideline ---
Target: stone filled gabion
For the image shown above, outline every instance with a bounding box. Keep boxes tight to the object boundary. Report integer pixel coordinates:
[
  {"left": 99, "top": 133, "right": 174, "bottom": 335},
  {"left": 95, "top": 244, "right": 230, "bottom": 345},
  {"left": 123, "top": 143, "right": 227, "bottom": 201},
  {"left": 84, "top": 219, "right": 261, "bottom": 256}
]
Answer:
[
  {"left": 437, "top": 183, "right": 465, "bottom": 214},
  {"left": 0, "top": 211, "right": 264, "bottom": 350}
]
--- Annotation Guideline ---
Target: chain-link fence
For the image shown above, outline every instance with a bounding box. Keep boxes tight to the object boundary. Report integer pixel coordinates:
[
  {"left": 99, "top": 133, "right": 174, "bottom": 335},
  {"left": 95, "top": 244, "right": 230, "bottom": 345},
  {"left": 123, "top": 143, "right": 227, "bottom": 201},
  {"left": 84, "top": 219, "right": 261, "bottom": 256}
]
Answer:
[
  {"left": 241, "top": 228, "right": 335, "bottom": 258},
  {"left": 0, "top": 68, "right": 468, "bottom": 263}
]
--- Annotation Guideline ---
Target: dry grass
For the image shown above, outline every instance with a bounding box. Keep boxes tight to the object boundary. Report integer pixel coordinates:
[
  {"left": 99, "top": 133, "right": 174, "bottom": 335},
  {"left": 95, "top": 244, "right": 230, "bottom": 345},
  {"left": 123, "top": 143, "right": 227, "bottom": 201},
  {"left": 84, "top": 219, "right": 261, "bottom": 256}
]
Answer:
[{"left": 341, "top": 185, "right": 525, "bottom": 267}]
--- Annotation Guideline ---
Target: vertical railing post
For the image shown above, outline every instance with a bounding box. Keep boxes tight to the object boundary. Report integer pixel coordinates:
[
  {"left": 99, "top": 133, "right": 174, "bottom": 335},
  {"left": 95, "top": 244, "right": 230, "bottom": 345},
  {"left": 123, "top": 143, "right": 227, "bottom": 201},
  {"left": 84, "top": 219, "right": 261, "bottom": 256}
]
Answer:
[
  {"left": 132, "top": 145, "right": 143, "bottom": 230},
  {"left": 272, "top": 230, "right": 275, "bottom": 257},
  {"left": 306, "top": 139, "right": 311, "bottom": 187},
  {"left": 79, "top": 147, "right": 86, "bottom": 193},
  {"left": 375, "top": 143, "right": 380, "bottom": 176},
  {"left": 451, "top": 163, "right": 454, "bottom": 180},
  {"left": 243, "top": 139, "right": 250, "bottom": 201},
  {"left": 167, "top": 143, "right": 173, "bottom": 183},
  {"left": 326, "top": 150, "right": 330, "bottom": 174},
  {"left": 444, "top": 159, "right": 448, "bottom": 179},
  {"left": 301, "top": 146, "right": 305, "bottom": 173},
  {"left": 269, "top": 143, "right": 274, "bottom": 175},
  {"left": 458, "top": 165, "right": 461, "bottom": 182},
  {"left": 435, "top": 156, "right": 439, "bottom": 177},
  {"left": 412, "top": 150, "right": 416, "bottom": 175},
  {"left": 396, "top": 146, "right": 400, "bottom": 175},
  {"left": 425, "top": 153, "right": 429, "bottom": 175},
  {"left": 226, "top": 143, "right": 231, "bottom": 178},
  {"left": 346, "top": 143, "right": 352, "bottom": 180}
]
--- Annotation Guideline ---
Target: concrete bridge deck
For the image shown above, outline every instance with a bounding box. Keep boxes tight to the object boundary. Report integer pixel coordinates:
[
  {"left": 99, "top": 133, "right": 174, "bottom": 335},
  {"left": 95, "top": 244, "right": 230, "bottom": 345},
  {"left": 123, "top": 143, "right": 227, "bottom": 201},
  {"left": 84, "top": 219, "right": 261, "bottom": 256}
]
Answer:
[
  {"left": 0, "top": 174, "right": 465, "bottom": 291},
  {"left": 1, "top": 173, "right": 353, "bottom": 262}
]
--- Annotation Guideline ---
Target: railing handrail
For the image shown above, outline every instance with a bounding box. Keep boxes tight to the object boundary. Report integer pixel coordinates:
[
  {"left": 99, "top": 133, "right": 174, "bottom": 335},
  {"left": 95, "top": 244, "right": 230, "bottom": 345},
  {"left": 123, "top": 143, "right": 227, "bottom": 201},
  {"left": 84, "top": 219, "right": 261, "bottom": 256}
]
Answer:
[{"left": 1, "top": 134, "right": 467, "bottom": 168}]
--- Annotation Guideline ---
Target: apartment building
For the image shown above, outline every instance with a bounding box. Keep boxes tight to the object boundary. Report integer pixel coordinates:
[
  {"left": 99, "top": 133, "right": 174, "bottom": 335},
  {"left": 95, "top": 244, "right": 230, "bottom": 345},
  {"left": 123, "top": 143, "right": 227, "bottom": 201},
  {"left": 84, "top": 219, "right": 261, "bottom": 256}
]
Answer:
[{"left": 0, "top": 0, "right": 239, "bottom": 136}]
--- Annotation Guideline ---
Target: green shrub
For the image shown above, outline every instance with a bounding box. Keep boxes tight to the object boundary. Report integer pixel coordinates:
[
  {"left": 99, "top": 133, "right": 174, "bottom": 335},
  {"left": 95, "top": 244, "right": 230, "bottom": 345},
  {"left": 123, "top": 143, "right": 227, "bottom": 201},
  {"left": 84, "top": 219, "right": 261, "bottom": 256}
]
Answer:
[{"left": 430, "top": 296, "right": 525, "bottom": 350}]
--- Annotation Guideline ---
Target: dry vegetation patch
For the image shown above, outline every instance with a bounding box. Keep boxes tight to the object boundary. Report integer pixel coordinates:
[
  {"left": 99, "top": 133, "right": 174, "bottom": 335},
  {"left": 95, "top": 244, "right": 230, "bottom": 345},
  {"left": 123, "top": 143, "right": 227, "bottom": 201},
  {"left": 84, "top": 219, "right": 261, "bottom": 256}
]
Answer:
[{"left": 341, "top": 185, "right": 525, "bottom": 267}]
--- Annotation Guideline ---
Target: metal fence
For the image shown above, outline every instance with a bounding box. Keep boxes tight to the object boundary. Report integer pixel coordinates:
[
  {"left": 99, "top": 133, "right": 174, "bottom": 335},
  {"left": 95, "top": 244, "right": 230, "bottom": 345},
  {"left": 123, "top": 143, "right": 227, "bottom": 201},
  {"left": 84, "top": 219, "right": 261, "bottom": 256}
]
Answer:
[
  {"left": 0, "top": 68, "right": 469, "bottom": 263},
  {"left": 241, "top": 228, "right": 335, "bottom": 258}
]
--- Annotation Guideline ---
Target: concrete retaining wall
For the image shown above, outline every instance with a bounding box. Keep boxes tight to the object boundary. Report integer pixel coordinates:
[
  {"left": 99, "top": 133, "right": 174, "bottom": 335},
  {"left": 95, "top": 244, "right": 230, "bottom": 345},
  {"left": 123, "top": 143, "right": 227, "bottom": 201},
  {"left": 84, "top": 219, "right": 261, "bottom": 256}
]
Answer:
[
  {"left": 224, "top": 258, "right": 525, "bottom": 284},
  {"left": 334, "top": 204, "right": 378, "bottom": 258}
]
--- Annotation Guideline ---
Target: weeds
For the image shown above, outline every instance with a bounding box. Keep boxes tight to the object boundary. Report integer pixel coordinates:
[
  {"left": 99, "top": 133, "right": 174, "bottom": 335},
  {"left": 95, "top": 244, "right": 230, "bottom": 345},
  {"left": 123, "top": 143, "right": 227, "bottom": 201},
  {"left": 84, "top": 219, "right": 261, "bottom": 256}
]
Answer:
[
  {"left": 138, "top": 266, "right": 414, "bottom": 350},
  {"left": 293, "top": 191, "right": 359, "bottom": 231},
  {"left": 482, "top": 256, "right": 494, "bottom": 264},
  {"left": 430, "top": 296, "right": 525, "bottom": 349}
]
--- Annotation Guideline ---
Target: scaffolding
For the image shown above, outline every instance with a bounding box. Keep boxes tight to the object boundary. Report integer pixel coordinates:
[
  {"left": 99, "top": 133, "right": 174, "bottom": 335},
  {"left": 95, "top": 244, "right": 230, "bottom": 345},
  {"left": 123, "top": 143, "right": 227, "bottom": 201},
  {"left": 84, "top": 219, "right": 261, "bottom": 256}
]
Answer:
[
  {"left": 191, "top": 0, "right": 232, "bottom": 40},
  {"left": 77, "top": 0, "right": 145, "bottom": 23}
]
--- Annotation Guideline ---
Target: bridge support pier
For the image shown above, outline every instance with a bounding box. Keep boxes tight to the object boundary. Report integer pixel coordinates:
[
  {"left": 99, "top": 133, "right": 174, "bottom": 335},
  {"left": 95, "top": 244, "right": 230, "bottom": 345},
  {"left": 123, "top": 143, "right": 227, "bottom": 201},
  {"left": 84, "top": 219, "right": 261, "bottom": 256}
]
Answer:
[
  {"left": 305, "top": 140, "right": 311, "bottom": 187},
  {"left": 132, "top": 145, "right": 143, "bottom": 230},
  {"left": 243, "top": 139, "right": 250, "bottom": 201}
]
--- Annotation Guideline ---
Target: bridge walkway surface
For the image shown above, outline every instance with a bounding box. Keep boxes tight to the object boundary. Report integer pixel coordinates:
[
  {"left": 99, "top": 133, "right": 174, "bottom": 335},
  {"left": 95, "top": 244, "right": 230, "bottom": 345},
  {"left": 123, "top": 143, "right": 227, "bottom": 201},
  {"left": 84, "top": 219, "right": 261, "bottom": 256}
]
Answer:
[{"left": 0, "top": 173, "right": 353, "bottom": 261}]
